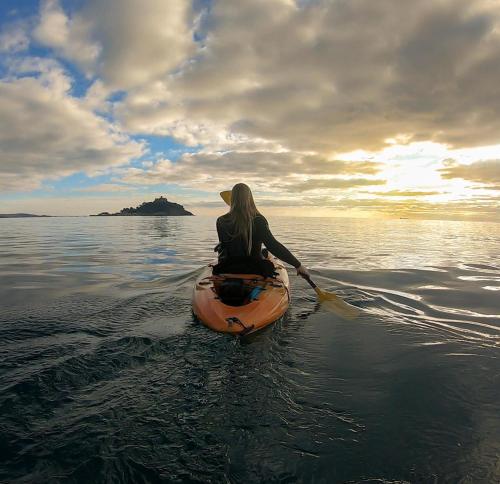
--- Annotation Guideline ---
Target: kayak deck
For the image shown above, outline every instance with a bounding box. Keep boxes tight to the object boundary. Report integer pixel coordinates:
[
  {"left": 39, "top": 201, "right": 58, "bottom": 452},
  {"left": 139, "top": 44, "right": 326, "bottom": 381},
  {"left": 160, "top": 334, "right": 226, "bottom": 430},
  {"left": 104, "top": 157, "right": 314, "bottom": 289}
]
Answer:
[{"left": 192, "top": 258, "right": 290, "bottom": 335}]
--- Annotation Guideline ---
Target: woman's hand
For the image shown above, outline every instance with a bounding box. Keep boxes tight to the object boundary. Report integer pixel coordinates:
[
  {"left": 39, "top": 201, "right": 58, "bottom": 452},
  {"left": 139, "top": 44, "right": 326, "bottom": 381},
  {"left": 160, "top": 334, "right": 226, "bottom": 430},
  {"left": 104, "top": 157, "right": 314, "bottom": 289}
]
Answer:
[{"left": 296, "top": 264, "right": 310, "bottom": 279}]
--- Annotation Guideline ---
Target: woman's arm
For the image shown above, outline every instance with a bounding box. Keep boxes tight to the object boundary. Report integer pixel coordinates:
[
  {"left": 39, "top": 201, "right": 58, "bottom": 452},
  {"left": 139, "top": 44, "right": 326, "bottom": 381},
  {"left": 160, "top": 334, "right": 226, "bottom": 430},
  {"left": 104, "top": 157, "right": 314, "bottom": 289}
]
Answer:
[
  {"left": 256, "top": 216, "right": 301, "bottom": 268},
  {"left": 216, "top": 216, "right": 223, "bottom": 241}
]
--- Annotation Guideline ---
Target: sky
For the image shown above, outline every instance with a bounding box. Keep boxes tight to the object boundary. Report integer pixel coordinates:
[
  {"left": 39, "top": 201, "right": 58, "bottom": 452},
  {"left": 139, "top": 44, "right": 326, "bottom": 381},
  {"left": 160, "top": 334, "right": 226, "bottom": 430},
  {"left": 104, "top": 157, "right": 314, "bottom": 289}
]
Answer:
[{"left": 0, "top": 0, "right": 499, "bottom": 220}]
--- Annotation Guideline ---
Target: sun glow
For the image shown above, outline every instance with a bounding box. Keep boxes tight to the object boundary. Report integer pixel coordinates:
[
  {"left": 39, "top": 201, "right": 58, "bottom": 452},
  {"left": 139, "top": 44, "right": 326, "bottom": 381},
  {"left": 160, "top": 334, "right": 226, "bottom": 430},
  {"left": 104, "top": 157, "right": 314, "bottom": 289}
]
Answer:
[{"left": 337, "top": 141, "right": 500, "bottom": 204}]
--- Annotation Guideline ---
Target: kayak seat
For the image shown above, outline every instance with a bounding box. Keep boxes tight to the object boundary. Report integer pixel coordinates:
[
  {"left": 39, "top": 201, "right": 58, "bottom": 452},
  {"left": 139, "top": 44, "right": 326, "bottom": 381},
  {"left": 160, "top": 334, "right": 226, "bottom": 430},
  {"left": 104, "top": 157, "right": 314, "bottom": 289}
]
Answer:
[{"left": 216, "top": 278, "right": 255, "bottom": 307}]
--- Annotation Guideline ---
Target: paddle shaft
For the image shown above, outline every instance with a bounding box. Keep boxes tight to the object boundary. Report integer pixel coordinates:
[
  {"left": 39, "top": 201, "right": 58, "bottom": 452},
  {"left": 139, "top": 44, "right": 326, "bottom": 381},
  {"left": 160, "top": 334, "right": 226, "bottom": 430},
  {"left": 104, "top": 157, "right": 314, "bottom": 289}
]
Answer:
[{"left": 303, "top": 275, "right": 318, "bottom": 289}]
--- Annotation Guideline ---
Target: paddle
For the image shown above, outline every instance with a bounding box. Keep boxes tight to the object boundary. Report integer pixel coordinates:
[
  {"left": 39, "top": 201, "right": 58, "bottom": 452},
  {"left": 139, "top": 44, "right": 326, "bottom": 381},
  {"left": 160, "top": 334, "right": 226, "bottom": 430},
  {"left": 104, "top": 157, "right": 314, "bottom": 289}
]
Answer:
[
  {"left": 219, "top": 190, "right": 360, "bottom": 318},
  {"left": 302, "top": 275, "right": 360, "bottom": 318},
  {"left": 220, "top": 190, "right": 232, "bottom": 205}
]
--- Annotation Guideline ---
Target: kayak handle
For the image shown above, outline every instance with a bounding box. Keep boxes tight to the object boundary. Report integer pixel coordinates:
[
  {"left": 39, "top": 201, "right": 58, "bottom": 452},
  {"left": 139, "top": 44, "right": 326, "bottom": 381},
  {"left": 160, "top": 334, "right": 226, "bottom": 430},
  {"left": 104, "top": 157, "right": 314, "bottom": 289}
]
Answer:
[{"left": 226, "top": 317, "right": 254, "bottom": 336}]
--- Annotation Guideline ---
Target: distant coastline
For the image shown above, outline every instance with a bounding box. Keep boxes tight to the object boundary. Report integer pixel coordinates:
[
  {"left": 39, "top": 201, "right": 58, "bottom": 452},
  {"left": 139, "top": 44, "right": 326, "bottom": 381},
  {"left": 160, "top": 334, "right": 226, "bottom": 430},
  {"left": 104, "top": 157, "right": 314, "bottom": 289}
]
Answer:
[
  {"left": 91, "top": 196, "right": 194, "bottom": 217},
  {"left": 0, "top": 213, "right": 51, "bottom": 218}
]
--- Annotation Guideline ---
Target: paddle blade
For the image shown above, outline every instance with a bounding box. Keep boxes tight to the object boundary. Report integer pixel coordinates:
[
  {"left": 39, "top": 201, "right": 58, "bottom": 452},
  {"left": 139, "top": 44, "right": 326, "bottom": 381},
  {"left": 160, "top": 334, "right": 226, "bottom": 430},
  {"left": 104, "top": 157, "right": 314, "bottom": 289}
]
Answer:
[
  {"left": 220, "top": 190, "right": 232, "bottom": 206},
  {"left": 314, "top": 287, "right": 360, "bottom": 319}
]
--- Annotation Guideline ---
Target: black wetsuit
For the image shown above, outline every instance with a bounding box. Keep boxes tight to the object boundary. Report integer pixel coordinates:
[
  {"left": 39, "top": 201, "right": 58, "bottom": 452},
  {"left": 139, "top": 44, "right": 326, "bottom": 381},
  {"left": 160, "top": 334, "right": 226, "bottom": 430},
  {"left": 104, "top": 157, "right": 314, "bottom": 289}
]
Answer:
[{"left": 216, "top": 213, "right": 300, "bottom": 268}]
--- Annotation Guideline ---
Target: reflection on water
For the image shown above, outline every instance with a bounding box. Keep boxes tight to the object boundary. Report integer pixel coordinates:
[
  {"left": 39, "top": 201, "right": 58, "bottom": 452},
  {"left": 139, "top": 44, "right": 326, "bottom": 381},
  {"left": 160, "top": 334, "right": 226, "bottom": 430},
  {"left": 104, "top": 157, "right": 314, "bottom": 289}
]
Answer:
[{"left": 0, "top": 216, "right": 499, "bottom": 483}]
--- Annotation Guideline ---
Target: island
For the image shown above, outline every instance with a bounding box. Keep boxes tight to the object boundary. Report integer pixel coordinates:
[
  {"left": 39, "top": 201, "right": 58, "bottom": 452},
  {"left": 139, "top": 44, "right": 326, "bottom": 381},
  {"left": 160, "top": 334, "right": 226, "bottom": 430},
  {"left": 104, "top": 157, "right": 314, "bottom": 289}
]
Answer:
[
  {"left": 92, "top": 196, "right": 194, "bottom": 216},
  {"left": 0, "top": 213, "right": 51, "bottom": 218}
]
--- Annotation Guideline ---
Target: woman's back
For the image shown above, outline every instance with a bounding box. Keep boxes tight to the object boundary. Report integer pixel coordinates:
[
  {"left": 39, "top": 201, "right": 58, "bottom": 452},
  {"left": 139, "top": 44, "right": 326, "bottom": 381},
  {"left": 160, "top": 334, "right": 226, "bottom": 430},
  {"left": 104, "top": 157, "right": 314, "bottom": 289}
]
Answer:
[{"left": 216, "top": 213, "right": 300, "bottom": 268}]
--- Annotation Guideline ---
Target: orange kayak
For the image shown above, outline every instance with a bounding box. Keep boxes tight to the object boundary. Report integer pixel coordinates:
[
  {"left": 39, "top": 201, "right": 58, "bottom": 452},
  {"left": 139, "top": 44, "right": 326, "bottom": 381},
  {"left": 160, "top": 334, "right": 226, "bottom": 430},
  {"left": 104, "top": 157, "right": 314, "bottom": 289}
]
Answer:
[{"left": 192, "top": 257, "right": 290, "bottom": 335}]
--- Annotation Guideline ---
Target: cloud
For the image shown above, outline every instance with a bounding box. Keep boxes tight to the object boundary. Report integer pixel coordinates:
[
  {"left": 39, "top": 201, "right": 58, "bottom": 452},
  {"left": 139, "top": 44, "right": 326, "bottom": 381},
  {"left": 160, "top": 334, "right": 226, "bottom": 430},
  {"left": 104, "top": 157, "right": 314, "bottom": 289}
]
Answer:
[
  {"left": 75, "top": 183, "right": 136, "bottom": 193},
  {"left": 439, "top": 159, "right": 500, "bottom": 186},
  {"left": 118, "top": 150, "right": 383, "bottom": 191},
  {"left": 0, "top": 21, "right": 30, "bottom": 53},
  {"left": 34, "top": 0, "right": 195, "bottom": 89},
  {"left": 112, "top": 0, "right": 500, "bottom": 154},
  {"left": 34, "top": 0, "right": 100, "bottom": 73},
  {"left": 0, "top": 59, "right": 143, "bottom": 191},
  {"left": 281, "top": 178, "right": 386, "bottom": 193},
  {"left": 179, "top": 151, "right": 381, "bottom": 176},
  {"left": 86, "top": 0, "right": 195, "bottom": 89},
  {"left": 473, "top": 186, "right": 500, "bottom": 191},
  {"left": 196, "top": 191, "right": 499, "bottom": 221},
  {"left": 371, "top": 190, "right": 441, "bottom": 197},
  {"left": 261, "top": 193, "right": 500, "bottom": 221}
]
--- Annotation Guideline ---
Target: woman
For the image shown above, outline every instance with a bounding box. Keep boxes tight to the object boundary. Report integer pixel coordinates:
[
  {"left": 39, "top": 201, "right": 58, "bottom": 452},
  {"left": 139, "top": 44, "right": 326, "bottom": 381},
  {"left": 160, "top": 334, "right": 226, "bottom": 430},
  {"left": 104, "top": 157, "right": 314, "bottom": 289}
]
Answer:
[{"left": 215, "top": 183, "right": 310, "bottom": 278}]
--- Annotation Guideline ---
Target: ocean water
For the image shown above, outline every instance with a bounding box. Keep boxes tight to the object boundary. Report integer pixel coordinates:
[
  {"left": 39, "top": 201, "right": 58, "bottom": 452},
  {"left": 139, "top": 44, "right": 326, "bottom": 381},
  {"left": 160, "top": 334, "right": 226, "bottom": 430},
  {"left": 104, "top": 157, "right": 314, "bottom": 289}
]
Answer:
[{"left": 0, "top": 215, "right": 499, "bottom": 483}]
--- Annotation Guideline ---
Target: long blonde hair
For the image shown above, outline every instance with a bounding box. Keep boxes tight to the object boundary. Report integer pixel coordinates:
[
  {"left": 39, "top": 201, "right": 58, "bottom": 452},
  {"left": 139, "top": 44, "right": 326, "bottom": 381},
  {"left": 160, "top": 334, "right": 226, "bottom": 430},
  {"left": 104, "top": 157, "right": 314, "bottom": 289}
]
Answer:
[{"left": 227, "top": 183, "right": 259, "bottom": 255}]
